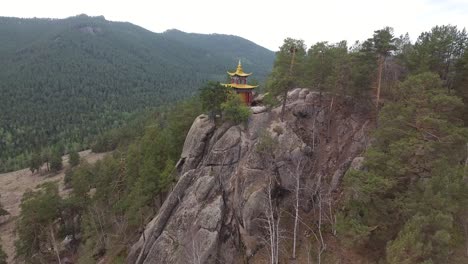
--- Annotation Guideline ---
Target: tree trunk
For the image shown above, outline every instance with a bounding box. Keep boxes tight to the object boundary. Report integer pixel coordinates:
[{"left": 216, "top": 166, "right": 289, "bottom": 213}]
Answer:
[
  {"left": 326, "top": 97, "right": 334, "bottom": 143},
  {"left": 265, "top": 175, "right": 280, "bottom": 264},
  {"left": 292, "top": 159, "right": 303, "bottom": 259},
  {"left": 311, "top": 107, "right": 317, "bottom": 151},
  {"left": 376, "top": 55, "right": 384, "bottom": 109},
  {"left": 281, "top": 47, "right": 297, "bottom": 122},
  {"left": 267, "top": 177, "right": 275, "bottom": 264},
  {"left": 317, "top": 192, "right": 325, "bottom": 264},
  {"left": 275, "top": 210, "right": 280, "bottom": 264},
  {"left": 49, "top": 224, "right": 62, "bottom": 264},
  {"left": 281, "top": 88, "right": 288, "bottom": 122}
]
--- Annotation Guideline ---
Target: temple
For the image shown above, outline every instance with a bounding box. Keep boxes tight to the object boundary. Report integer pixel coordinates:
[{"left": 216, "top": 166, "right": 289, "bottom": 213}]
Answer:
[{"left": 222, "top": 60, "right": 258, "bottom": 105}]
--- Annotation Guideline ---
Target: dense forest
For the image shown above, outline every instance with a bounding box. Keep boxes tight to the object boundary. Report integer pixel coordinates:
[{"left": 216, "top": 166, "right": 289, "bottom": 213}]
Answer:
[
  {"left": 0, "top": 14, "right": 274, "bottom": 172},
  {"left": 265, "top": 25, "right": 468, "bottom": 263},
  {"left": 7, "top": 23, "right": 468, "bottom": 263}
]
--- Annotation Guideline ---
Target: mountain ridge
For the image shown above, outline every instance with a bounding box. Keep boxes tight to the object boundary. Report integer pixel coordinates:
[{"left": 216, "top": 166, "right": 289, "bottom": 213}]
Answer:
[{"left": 0, "top": 14, "right": 275, "bottom": 172}]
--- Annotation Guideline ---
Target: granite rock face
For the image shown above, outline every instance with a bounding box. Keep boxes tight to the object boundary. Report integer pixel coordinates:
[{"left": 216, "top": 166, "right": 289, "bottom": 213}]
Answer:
[{"left": 127, "top": 89, "right": 372, "bottom": 264}]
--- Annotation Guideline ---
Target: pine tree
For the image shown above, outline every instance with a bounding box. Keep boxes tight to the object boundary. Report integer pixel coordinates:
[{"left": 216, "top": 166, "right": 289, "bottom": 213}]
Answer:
[
  {"left": 0, "top": 195, "right": 8, "bottom": 217},
  {"left": 29, "top": 151, "right": 42, "bottom": 173},
  {"left": 199, "top": 81, "right": 229, "bottom": 119},
  {"left": 68, "top": 150, "right": 80, "bottom": 167},
  {"left": 454, "top": 47, "right": 468, "bottom": 124},
  {"left": 338, "top": 72, "right": 468, "bottom": 262},
  {"left": 371, "top": 27, "right": 396, "bottom": 108},
  {"left": 49, "top": 149, "right": 63, "bottom": 173},
  {"left": 15, "top": 182, "right": 63, "bottom": 263},
  {"left": 221, "top": 93, "right": 251, "bottom": 124},
  {"left": 405, "top": 25, "right": 467, "bottom": 88},
  {"left": 267, "top": 38, "right": 306, "bottom": 120}
]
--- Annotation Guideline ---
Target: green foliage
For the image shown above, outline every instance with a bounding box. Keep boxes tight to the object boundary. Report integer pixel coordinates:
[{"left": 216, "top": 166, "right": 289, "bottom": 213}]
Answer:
[
  {"left": 386, "top": 163, "right": 466, "bottom": 264},
  {"left": 221, "top": 93, "right": 251, "bottom": 124},
  {"left": 0, "top": 195, "right": 8, "bottom": 217},
  {"left": 0, "top": 244, "right": 6, "bottom": 264},
  {"left": 454, "top": 47, "right": 468, "bottom": 124},
  {"left": 0, "top": 15, "right": 274, "bottom": 173},
  {"left": 255, "top": 130, "right": 279, "bottom": 155},
  {"left": 335, "top": 211, "right": 373, "bottom": 248},
  {"left": 64, "top": 99, "right": 201, "bottom": 261},
  {"left": 49, "top": 149, "right": 63, "bottom": 173},
  {"left": 199, "top": 81, "right": 229, "bottom": 118},
  {"left": 267, "top": 38, "right": 307, "bottom": 97},
  {"left": 28, "top": 151, "right": 42, "bottom": 173},
  {"left": 8, "top": 22, "right": 468, "bottom": 263},
  {"left": 372, "top": 27, "right": 397, "bottom": 57},
  {"left": 123, "top": 158, "right": 175, "bottom": 227},
  {"left": 338, "top": 72, "right": 468, "bottom": 262},
  {"left": 0, "top": 208, "right": 8, "bottom": 217},
  {"left": 304, "top": 41, "right": 348, "bottom": 94},
  {"left": 65, "top": 161, "right": 93, "bottom": 193},
  {"left": 347, "top": 41, "right": 378, "bottom": 99},
  {"left": 69, "top": 149, "right": 80, "bottom": 167},
  {"left": 15, "top": 182, "right": 63, "bottom": 263},
  {"left": 262, "top": 92, "right": 280, "bottom": 108},
  {"left": 91, "top": 111, "right": 151, "bottom": 153},
  {"left": 266, "top": 37, "right": 378, "bottom": 106},
  {"left": 40, "top": 148, "right": 52, "bottom": 171},
  {"left": 402, "top": 25, "right": 467, "bottom": 87}
]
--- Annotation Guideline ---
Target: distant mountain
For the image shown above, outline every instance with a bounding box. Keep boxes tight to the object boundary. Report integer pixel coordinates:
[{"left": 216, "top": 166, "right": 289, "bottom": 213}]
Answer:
[
  {"left": 0, "top": 14, "right": 275, "bottom": 172},
  {"left": 161, "top": 29, "right": 274, "bottom": 79}
]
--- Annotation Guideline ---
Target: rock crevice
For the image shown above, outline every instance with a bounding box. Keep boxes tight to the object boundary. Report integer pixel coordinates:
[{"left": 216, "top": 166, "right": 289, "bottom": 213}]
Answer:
[{"left": 128, "top": 89, "right": 372, "bottom": 264}]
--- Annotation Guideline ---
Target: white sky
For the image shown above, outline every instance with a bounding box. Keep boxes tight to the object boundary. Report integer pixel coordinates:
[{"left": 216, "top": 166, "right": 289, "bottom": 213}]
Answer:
[{"left": 1, "top": 0, "right": 467, "bottom": 51}]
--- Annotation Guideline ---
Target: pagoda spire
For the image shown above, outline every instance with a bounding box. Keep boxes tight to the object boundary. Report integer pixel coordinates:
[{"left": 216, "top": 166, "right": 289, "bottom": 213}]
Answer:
[
  {"left": 222, "top": 60, "right": 258, "bottom": 105},
  {"left": 227, "top": 59, "right": 252, "bottom": 77}
]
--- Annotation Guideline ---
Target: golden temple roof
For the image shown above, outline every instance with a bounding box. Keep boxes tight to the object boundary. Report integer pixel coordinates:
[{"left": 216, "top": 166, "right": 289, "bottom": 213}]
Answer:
[
  {"left": 221, "top": 83, "right": 258, "bottom": 89},
  {"left": 227, "top": 60, "right": 252, "bottom": 77}
]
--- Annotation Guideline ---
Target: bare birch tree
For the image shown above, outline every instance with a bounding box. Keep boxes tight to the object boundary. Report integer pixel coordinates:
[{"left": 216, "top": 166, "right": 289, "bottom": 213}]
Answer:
[
  {"left": 265, "top": 175, "right": 279, "bottom": 264},
  {"left": 48, "top": 224, "right": 62, "bottom": 264},
  {"left": 291, "top": 157, "right": 306, "bottom": 260}
]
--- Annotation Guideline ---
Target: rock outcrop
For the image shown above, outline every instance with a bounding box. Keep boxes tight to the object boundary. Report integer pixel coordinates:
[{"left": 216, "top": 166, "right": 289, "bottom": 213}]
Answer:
[{"left": 127, "top": 89, "right": 372, "bottom": 264}]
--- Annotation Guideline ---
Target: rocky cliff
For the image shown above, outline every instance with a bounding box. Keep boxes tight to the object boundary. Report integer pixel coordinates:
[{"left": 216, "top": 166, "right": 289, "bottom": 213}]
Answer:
[{"left": 127, "top": 88, "right": 372, "bottom": 263}]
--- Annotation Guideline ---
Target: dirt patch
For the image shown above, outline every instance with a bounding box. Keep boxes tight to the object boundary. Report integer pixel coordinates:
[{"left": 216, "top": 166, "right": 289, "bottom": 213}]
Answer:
[{"left": 0, "top": 150, "right": 109, "bottom": 263}]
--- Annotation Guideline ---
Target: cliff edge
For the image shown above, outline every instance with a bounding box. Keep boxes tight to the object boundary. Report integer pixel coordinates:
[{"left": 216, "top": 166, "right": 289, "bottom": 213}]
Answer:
[{"left": 127, "top": 88, "right": 372, "bottom": 263}]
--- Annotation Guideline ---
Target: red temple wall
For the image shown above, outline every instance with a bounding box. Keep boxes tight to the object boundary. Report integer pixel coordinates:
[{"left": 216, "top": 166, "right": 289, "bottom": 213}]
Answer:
[{"left": 238, "top": 91, "right": 252, "bottom": 105}]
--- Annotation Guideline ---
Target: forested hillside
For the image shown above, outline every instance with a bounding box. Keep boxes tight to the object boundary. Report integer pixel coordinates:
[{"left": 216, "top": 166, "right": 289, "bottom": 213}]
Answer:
[
  {"left": 0, "top": 14, "right": 274, "bottom": 172},
  {"left": 6, "top": 22, "right": 468, "bottom": 263},
  {"left": 265, "top": 25, "right": 468, "bottom": 263}
]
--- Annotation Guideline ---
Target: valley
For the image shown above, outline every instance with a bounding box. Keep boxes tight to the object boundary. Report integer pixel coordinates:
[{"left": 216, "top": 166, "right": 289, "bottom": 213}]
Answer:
[
  {"left": 0, "top": 14, "right": 274, "bottom": 173},
  {"left": 0, "top": 10, "right": 467, "bottom": 264}
]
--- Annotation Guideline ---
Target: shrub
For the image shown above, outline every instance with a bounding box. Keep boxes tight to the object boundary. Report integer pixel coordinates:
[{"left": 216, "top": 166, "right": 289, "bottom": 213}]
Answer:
[
  {"left": 272, "top": 125, "right": 284, "bottom": 135},
  {"left": 221, "top": 93, "right": 251, "bottom": 124},
  {"left": 69, "top": 150, "right": 80, "bottom": 167},
  {"left": 0, "top": 244, "right": 6, "bottom": 264},
  {"left": 255, "top": 130, "right": 278, "bottom": 155}
]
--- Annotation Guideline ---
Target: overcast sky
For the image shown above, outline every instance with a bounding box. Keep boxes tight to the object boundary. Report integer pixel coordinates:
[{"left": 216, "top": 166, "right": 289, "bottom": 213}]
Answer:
[{"left": 2, "top": 0, "right": 467, "bottom": 51}]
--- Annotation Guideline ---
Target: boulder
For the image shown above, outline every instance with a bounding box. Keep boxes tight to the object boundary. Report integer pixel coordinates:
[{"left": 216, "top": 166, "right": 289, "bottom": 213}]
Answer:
[
  {"left": 350, "top": 156, "right": 365, "bottom": 171},
  {"left": 251, "top": 106, "right": 267, "bottom": 114},
  {"left": 179, "top": 115, "right": 215, "bottom": 173},
  {"left": 287, "top": 88, "right": 302, "bottom": 101}
]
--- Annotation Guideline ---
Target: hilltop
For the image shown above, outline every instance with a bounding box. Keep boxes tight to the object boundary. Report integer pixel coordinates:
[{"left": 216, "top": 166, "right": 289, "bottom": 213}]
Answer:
[
  {"left": 4, "top": 23, "right": 467, "bottom": 264},
  {"left": 0, "top": 14, "right": 275, "bottom": 172}
]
